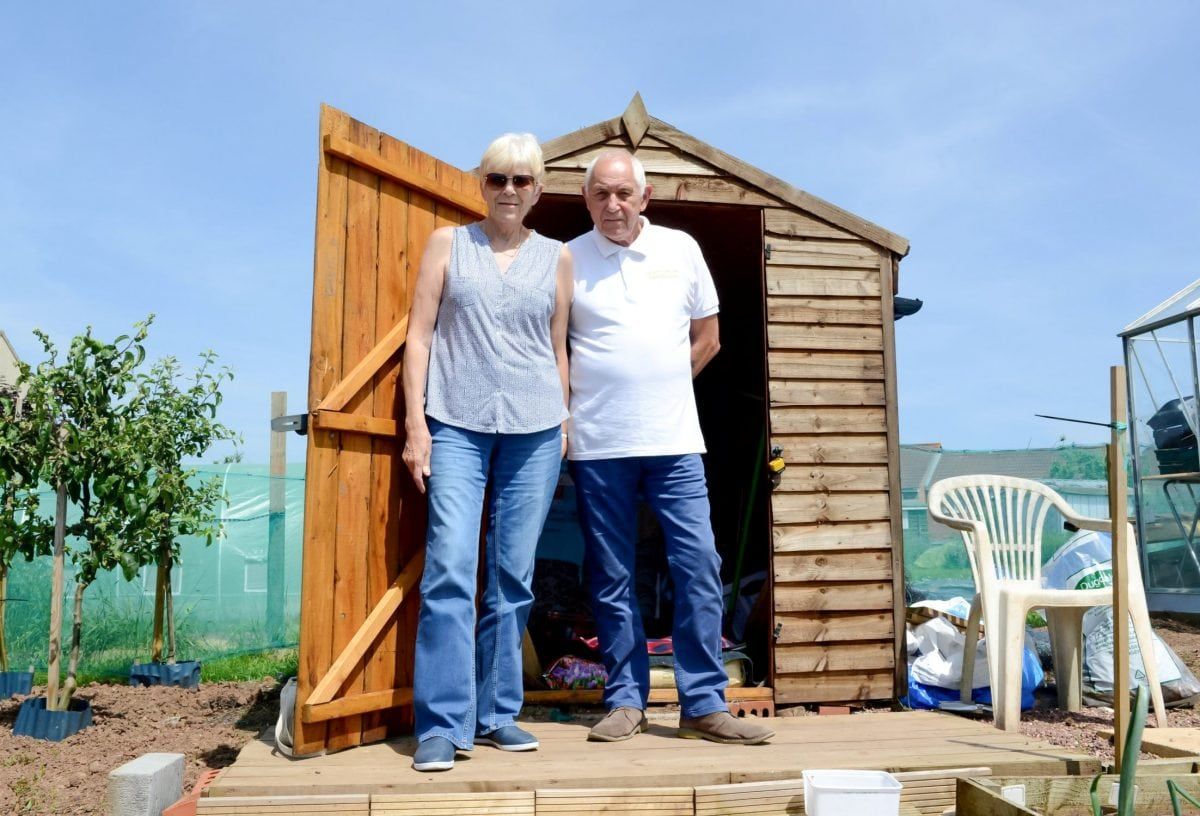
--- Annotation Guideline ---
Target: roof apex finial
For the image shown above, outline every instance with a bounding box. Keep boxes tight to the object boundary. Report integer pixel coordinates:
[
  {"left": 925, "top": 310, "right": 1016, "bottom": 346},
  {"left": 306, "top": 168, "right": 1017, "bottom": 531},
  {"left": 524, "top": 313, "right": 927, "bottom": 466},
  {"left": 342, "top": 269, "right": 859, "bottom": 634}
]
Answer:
[{"left": 621, "top": 92, "right": 650, "bottom": 149}]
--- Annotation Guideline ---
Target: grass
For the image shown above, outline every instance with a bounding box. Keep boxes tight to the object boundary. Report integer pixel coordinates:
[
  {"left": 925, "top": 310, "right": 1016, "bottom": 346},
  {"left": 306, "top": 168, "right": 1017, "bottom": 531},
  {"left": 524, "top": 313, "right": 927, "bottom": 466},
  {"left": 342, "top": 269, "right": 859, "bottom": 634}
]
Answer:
[
  {"left": 25, "top": 647, "right": 298, "bottom": 686},
  {"left": 201, "top": 647, "right": 297, "bottom": 682}
]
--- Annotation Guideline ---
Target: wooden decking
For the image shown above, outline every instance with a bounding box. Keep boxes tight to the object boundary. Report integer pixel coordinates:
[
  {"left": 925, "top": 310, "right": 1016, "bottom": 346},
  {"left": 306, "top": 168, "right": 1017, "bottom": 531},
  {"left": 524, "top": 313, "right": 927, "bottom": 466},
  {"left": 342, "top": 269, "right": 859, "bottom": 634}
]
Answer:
[{"left": 207, "top": 711, "right": 1099, "bottom": 801}]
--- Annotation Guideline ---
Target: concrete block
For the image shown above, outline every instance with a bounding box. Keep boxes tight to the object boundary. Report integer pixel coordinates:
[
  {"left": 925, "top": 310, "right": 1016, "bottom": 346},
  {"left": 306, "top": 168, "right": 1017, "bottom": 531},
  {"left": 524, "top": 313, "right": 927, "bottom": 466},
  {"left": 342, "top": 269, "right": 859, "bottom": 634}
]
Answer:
[{"left": 108, "top": 752, "right": 185, "bottom": 816}]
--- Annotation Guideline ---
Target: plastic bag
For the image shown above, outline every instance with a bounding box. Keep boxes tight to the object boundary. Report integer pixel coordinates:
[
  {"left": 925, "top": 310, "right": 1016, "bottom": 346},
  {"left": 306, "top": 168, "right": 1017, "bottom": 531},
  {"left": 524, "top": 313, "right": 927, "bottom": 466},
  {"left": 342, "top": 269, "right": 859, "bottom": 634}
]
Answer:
[
  {"left": 1042, "top": 529, "right": 1200, "bottom": 706},
  {"left": 903, "top": 646, "right": 1043, "bottom": 711},
  {"left": 904, "top": 606, "right": 1043, "bottom": 707}
]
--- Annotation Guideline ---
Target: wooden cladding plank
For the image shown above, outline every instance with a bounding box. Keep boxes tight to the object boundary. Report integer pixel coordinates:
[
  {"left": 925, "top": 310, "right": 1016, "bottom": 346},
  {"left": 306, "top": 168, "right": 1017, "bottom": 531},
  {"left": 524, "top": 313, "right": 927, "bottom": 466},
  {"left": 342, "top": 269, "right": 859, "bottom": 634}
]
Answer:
[
  {"left": 775, "top": 642, "right": 895, "bottom": 673},
  {"left": 295, "top": 104, "right": 352, "bottom": 756},
  {"left": 766, "top": 295, "right": 883, "bottom": 325},
  {"left": 775, "top": 670, "right": 894, "bottom": 703},
  {"left": 769, "top": 351, "right": 884, "bottom": 380},
  {"left": 541, "top": 168, "right": 780, "bottom": 206},
  {"left": 769, "top": 407, "right": 887, "bottom": 435},
  {"left": 771, "top": 491, "right": 891, "bottom": 524},
  {"left": 548, "top": 144, "right": 722, "bottom": 177},
  {"left": 879, "top": 250, "right": 907, "bottom": 703},
  {"left": 773, "top": 521, "right": 893, "bottom": 552},
  {"left": 768, "top": 235, "right": 880, "bottom": 268},
  {"left": 768, "top": 323, "right": 884, "bottom": 352},
  {"left": 776, "top": 463, "right": 890, "bottom": 493},
  {"left": 769, "top": 379, "right": 885, "bottom": 407},
  {"left": 774, "top": 550, "right": 893, "bottom": 583},
  {"left": 764, "top": 207, "right": 858, "bottom": 240},
  {"left": 373, "top": 131, "right": 412, "bottom": 741},
  {"left": 774, "top": 582, "right": 894, "bottom": 612},
  {"left": 774, "top": 611, "right": 894, "bottom": 644},
  {"left": 773, "top": 435, "right": 889, "bottom": 464},
  {"left": 323, "top": 134, "right": 486, "bottom": 218},
  {"left": 767, "top": 265, "right": 882, "bottom": 297},
  {"left": 326, "top": 116, "right": 380, "bottom": 753}
]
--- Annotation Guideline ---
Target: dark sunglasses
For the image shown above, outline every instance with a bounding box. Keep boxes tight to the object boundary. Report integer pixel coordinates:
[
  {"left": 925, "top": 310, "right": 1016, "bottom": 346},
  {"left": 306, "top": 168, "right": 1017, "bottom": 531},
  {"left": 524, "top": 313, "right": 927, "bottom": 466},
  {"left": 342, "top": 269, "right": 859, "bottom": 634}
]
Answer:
[{"left": 484, "top": 172, "right": 536, "bottom": 191}]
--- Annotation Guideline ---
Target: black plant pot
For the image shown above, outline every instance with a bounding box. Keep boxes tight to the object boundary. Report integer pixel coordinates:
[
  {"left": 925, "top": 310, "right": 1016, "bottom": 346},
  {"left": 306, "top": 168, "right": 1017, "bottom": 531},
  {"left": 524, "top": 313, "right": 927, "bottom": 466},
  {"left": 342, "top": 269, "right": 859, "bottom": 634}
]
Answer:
[
  {"left": 129, "top": 660, "right": 201, "bottom": 689},
  {"left": 12, "top": 697, "right": 93, "bottom": 741},
  {"left": 0, "top": 671, "right": 33, "bottom": 698}
]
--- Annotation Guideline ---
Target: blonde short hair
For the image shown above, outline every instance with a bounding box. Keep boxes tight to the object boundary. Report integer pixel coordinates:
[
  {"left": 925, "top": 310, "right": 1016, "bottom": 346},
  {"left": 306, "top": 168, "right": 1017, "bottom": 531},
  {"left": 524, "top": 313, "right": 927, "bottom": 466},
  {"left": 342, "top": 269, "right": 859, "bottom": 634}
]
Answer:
[
  {"left": 584, "top": 149, "right": 647, "bottom": 193},
  {"left": 480, "top": 133, "right": 544, "bottom": 181}
]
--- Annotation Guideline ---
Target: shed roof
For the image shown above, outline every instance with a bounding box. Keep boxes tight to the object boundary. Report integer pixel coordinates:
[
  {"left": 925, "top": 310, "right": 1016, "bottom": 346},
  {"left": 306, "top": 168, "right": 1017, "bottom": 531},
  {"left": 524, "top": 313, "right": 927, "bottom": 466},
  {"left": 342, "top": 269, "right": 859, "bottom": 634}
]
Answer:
[{"left": 541, "top": 94, "right": 910, "bottom": 258}]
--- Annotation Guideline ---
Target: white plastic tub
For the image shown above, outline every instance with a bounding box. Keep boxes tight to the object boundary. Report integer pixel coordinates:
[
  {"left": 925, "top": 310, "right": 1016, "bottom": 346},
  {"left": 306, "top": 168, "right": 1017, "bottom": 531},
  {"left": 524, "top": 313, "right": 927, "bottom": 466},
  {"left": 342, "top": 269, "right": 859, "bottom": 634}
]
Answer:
[{"left": 802, "top": 769, "right": 902, "bottom": 816}]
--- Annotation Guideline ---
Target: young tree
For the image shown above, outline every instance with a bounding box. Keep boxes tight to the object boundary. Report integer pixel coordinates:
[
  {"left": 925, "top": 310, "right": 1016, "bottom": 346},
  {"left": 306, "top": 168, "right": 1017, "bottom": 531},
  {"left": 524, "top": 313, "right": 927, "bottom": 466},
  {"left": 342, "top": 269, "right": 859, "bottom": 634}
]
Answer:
[
  {"left": 18, "top": 321, "right": 151, "bottom": 710},
  {"left": 0, "top": 384, "right": 52, "bottom": 673},
  {"left": 134, "top": 352, "right": 237, "bottom": 665}
]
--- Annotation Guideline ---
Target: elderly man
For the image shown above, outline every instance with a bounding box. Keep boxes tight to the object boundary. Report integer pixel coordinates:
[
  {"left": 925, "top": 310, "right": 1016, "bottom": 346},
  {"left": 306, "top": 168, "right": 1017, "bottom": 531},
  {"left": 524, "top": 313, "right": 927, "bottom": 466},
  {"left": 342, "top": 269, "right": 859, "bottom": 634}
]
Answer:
[{"left": 566, "top": 150, "right": 773, "bottom": 745}]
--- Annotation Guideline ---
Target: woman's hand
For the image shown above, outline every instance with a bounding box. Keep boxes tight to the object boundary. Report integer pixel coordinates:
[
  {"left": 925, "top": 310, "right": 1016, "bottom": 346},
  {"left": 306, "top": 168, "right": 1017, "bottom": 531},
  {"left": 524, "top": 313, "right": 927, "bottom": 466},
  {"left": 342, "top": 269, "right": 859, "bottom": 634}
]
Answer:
[
  {"left": 560, "top": 432, "right": 568, "bottom": 460},
  {"left": 403, "top": 422, "right": 433, "bottom": 494}
]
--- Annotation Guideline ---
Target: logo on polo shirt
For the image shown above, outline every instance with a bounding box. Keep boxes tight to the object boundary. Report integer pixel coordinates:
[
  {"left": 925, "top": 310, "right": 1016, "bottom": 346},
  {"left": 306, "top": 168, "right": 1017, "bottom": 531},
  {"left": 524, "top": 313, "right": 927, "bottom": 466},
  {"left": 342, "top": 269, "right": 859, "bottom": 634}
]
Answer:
[{"left": 645, "top": 267, "right": 681, "bottom": 280}]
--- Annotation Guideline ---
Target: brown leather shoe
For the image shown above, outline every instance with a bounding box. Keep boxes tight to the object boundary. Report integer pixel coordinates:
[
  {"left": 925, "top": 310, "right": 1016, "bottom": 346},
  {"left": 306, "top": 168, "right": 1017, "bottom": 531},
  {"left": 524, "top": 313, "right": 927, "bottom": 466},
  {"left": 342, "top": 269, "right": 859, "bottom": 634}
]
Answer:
[
  {"left": 678, "top": 711, "right": 774, "bottom": 745},
  {"left": 587, "top": 707, "right": 648, "bottom": 742}
]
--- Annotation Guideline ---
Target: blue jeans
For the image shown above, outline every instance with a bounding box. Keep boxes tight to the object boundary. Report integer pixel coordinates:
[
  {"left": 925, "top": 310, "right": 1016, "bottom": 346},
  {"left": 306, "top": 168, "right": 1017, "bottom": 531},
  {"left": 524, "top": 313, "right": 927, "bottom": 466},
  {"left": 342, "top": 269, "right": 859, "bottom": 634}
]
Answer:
[
  {"left": 570, "top": 454, "right": 728, "bottom": 719},
  {"left": 413, "top": 418, "right": 561, "bottom": 748}
]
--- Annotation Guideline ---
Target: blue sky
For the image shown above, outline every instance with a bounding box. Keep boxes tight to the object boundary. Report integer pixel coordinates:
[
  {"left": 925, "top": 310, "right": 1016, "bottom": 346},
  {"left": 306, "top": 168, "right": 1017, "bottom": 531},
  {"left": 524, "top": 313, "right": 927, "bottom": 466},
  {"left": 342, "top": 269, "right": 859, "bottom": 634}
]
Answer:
[{"left": 3, "top": 2, "right": 1198, "bottom": 462}]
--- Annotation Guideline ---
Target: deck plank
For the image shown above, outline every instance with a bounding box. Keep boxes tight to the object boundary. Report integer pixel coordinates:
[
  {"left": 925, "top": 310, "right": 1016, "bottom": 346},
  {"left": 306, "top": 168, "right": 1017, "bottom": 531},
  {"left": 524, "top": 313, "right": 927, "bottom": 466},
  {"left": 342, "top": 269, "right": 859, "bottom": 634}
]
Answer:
[{"left": 206, "top": 712, "right": 1097, "bottom": 800}]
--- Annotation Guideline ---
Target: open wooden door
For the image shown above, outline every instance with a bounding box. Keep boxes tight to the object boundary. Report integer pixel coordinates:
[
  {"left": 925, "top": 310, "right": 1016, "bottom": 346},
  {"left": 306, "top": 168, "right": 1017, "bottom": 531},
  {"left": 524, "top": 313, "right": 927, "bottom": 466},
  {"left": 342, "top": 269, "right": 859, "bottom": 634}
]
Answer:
[{"left": 293, "top": 104, "right": 485, "bottom": 756}]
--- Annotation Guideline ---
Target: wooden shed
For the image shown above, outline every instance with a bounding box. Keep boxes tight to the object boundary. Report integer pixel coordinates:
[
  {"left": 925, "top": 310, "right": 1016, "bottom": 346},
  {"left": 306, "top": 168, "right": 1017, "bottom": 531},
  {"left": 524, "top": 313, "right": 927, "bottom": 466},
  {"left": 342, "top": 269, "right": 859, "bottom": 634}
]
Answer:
[{"left": 293, "top": 96, "right": 911, "bottom": 757}]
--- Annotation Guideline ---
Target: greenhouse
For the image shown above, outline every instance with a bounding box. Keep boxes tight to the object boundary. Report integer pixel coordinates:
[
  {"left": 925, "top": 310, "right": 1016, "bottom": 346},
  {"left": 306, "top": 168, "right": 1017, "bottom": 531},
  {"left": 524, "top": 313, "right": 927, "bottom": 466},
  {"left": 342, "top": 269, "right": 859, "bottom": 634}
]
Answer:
[{"left": 1123, "top": 279, "right": 1200, "bottom": 611}]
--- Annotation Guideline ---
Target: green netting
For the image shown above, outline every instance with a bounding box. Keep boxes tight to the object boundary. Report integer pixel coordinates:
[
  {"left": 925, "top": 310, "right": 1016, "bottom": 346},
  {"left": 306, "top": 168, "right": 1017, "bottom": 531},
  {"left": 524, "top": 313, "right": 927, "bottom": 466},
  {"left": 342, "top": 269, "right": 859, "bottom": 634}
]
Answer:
[{"left": 4, "top": 463, "right": 305, "bottom": 678}]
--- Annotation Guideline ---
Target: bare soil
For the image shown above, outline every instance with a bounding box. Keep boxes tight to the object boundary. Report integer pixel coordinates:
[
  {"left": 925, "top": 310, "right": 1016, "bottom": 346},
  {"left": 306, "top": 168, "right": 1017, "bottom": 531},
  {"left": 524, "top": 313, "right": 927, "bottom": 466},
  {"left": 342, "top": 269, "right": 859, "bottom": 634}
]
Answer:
[
  {"left": 5, "top": 615, "right": 1200, "bottom": 814},
  {"left": 0, "top": 679, "right": 278, "bottom": 815}
]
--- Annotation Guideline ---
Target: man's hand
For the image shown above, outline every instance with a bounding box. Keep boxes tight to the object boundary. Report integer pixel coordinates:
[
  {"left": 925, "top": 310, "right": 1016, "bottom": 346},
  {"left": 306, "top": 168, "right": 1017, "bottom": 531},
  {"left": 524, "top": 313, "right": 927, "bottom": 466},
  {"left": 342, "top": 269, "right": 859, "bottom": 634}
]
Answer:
[{"left": 402, "top": 422, "right": 433, "bottom": 494}]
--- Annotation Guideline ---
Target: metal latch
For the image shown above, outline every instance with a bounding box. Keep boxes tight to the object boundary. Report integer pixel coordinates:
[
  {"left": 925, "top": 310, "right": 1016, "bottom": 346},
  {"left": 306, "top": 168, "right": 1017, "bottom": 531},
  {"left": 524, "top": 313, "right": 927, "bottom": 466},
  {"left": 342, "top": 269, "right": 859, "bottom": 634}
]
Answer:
[
  {"left": 764, "top": 243, "right": 772, "bottom": 261},
  {"left": 271, "top": 414, "right": 309, "bottom": 435}
]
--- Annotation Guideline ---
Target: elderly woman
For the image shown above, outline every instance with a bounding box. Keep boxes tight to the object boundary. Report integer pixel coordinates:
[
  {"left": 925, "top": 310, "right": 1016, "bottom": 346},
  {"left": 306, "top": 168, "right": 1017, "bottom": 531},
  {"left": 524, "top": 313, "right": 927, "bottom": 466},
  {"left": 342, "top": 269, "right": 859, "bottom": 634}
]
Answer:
[{"left": 401, "top": 133, "right": 571, "bottom": 772}]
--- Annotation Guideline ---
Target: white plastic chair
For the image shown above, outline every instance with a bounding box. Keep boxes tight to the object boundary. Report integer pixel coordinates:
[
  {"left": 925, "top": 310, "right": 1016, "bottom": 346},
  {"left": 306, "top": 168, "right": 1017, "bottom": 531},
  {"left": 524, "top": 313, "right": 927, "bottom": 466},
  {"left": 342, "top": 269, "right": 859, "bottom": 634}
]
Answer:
[{"left": 926, "top": 474, "right": 1166, "bottom": 731}]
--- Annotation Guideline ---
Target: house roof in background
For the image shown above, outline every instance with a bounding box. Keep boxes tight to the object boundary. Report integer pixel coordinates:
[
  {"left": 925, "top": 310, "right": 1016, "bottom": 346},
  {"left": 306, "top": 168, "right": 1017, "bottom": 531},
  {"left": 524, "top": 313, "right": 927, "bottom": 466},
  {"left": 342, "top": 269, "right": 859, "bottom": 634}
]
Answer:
[{"left": 900, "top": 443, "right": 1108, "bottom": 506}]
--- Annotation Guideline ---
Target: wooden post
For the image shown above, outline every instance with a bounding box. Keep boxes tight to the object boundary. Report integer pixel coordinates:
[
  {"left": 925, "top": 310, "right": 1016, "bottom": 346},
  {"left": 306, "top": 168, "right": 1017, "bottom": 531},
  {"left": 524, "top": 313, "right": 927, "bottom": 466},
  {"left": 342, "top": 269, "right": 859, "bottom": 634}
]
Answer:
[
  {"left": 268, "top": 391, "right": 287, "bottom": 646},
  {"left": 1109, "top": 365, "right": 1131, "bottom": 766},
  {"left": 46, "top": 482, "right": 67, "bottom": 711}
]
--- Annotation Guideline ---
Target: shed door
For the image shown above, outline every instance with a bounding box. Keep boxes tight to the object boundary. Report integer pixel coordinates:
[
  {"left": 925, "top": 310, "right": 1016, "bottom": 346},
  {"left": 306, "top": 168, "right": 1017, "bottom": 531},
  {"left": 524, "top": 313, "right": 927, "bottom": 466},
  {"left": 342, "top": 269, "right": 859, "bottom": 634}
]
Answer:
[{"left": 294, "top": 105, "right": 486, "bottom": 756}]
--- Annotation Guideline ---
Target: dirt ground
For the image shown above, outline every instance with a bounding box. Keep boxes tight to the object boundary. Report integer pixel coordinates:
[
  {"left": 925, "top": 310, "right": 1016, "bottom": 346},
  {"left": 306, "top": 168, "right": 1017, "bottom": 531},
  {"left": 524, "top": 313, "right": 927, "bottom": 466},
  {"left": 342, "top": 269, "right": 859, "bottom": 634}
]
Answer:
[
  {"left": 5, "top": 615, "right": 1200, "bottom": 814},
  {"left": 0, "top": 679, "right": 278, "bottom": 815}
]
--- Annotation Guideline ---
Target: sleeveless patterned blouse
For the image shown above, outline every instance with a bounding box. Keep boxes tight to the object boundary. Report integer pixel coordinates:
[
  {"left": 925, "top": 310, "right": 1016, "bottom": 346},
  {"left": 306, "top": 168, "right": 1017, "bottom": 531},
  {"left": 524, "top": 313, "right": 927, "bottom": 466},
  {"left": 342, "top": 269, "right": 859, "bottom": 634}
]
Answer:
[{"left": 424, "top": 222, "right": 568, "bottom": 434}]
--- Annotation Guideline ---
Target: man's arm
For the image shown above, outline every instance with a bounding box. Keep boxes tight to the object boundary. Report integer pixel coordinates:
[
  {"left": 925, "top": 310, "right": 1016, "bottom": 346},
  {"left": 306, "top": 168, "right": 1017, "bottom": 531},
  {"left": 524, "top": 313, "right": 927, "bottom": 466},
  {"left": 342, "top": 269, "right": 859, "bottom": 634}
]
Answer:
[{"left": 690, "top": 314, "right": 720, "bottom": 378}]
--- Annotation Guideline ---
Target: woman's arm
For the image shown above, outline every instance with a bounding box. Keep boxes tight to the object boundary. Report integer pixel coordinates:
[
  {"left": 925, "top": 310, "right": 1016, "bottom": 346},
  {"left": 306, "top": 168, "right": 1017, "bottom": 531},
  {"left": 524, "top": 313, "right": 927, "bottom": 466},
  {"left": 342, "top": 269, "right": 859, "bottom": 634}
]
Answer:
[
  {"left": 401, "top": 226, "right": 453, "bottom": 493},
  {"left": 551, "top": 245, "right": 574, "bottom": 458}
]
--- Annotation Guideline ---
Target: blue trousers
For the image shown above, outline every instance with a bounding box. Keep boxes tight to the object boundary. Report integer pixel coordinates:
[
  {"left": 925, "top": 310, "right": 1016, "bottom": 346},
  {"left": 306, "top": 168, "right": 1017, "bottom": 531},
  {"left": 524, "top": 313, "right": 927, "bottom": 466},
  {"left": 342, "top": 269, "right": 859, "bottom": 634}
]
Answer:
[
  {"left": 413, "top": 418, "right": 561, "bottom": 748},
  {"left": 570, "top": 454, "right": 728, "bottom": 718}
]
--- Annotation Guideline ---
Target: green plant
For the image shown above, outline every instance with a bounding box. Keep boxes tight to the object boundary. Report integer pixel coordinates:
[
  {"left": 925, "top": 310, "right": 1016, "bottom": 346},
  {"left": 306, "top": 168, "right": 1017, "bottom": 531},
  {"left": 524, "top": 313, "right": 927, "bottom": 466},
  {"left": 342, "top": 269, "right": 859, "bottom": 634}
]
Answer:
[
  {"left": 16, "top": 320, "right": 153, "bottom": 709},
  {"left": 130, "top": 352, "right": 238, "bottom": 665},
  {"left": 0, "top": 385, "right": 52, "bottom": 672},
  {"left": 1090, "top": 683, "right": 1148, "bottom": 816}
]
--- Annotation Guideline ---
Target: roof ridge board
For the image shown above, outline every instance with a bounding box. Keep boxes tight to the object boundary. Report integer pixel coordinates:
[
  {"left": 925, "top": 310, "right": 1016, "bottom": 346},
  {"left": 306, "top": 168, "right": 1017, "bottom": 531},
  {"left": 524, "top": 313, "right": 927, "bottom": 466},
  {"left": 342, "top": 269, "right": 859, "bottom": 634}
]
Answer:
[{"left": 645, "top": 117, "right": 910, "bottom": 257}]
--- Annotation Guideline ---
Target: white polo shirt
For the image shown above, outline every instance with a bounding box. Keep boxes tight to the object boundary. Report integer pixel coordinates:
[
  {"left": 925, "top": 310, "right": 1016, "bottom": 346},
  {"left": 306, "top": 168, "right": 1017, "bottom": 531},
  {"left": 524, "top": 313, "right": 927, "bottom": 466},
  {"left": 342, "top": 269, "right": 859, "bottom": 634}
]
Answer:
[{"left": 566, "top": 218, "right": 719, "bottom": 461}]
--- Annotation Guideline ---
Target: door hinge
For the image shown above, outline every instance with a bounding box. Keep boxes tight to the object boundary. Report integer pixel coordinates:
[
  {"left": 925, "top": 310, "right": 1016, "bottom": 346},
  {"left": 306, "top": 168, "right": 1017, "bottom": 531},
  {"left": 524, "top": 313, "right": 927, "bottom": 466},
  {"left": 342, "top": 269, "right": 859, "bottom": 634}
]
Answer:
[{"left": 271, "top": 413, "right": 309, "bottom": 436}]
